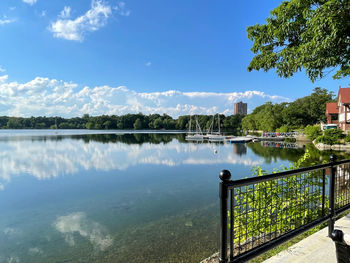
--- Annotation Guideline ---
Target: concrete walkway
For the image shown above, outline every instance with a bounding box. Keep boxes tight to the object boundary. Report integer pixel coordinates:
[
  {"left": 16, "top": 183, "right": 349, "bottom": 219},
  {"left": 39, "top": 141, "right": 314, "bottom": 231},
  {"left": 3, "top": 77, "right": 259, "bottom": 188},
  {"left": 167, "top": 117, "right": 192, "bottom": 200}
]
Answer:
[{"left": 263, "top": 214, "right": 350, "bottom": 263}]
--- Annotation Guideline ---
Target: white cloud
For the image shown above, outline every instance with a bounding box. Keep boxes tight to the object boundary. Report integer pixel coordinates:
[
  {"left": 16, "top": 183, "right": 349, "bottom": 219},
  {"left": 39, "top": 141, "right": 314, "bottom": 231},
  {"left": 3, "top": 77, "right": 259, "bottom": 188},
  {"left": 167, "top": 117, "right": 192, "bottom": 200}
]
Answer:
[
  {"left": 59, "top": 6, "right": 71, "bottom": 19},
  {"left": 0, "top": 18, "right": 14, "bottom": 26},
  {"left": 0, "top": 183, "right": 4, "bottom": 190},
  {"left": 114, "top": 1, "right": 131, "bottom": 16},
  {"left": 54, "top": 212, "right": 113, "bottom": 251},
  {"left": 41, "top": 10, "right": 46, "bottom": 17},
  {"left": 22, "top": 0, "right": 37, "bottom": 5},
  {"left": 145, "top": 62, "right": 151, "bottom": 67},
  {"left": 49, "top": 1, "right": 112, "bottom": 41},
  {"left": 0, "top": 75, "right": 8, "bottom": 83},
  {"left": 0, "top": 75, "right": 289, "bottom": 118},
  {"left": 0, "top": 66, "right": 5, "bottom": 73}
]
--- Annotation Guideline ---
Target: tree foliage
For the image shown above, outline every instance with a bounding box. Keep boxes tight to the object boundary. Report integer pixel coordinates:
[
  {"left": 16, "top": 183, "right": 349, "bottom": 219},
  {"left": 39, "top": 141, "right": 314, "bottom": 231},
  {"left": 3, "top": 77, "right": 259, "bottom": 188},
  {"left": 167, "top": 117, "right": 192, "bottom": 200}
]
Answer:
[
  {"left": 0, "top": 113, "right": 243, "bottom": 132},
  {"left": 242, "top": 87, "right": 334, "bottom": 131},
  {"left": 282, "top": 87, "right": 333, "bottom": 126},
  {"left": 315, "top": 128, "right": 344, "bottom": 145},
  {"left": 247, "top": 0, "right": 350, "bottom": 81},
  {"left": 304, "top": 125, "right": 322, "bottom": 140}
]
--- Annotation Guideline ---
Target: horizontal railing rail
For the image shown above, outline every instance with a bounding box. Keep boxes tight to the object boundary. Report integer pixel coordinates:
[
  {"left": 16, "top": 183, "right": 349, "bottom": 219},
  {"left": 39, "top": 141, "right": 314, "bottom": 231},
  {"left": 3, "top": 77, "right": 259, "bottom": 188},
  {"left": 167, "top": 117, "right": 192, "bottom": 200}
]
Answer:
[{"left": 219, "top": 155, "right": 350, "bottom": 263}]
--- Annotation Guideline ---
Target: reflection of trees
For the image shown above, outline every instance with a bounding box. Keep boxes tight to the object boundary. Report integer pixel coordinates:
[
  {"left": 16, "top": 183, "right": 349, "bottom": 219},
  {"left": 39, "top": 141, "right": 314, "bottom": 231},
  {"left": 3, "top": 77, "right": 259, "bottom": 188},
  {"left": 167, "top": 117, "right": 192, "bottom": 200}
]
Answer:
[
  {"left": 0, "top": 135, "right": 65, "bottom": 143},
  {"left": 301, "top": 144, "right": 350, "bottom": 166},
  {"left": 0, "top": 133, "right": 183, "bottom": 145},
  {"left": 247, "top": 142, "right": 305, "bottom": 163},
  {"left": 247, "top": 142, "right": 350, "bottom": 166},
  {"left": 0, "top": 133, "right": 215, "bottom": 145},
  {"left": 75, "top": 133, "right": 178, "bottom": 145},
  {"left": 233, "top": 144, "right": 247, "bottom": 156}
]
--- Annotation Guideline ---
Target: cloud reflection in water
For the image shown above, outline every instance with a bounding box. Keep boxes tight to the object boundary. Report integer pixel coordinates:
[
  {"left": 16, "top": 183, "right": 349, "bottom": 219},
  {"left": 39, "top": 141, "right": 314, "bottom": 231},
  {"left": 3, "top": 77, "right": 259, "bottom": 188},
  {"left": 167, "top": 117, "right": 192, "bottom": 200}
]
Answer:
[
  {"left": 53, "top": 212, "right": 113, "bottom": 251},
  {"left": 0, "top": 136, "right": 262, "bottom": 188}
]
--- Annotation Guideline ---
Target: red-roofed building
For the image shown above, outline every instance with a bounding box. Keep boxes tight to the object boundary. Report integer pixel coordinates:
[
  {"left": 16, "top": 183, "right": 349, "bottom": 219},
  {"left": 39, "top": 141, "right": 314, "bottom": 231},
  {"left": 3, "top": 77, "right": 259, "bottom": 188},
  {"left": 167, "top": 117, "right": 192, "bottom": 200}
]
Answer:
[
  {"left": 336, "top": 87, "right": 350, "bottom": 131},
  {"left": 326, "top": 102, "right": 338, "bottom": 125}
]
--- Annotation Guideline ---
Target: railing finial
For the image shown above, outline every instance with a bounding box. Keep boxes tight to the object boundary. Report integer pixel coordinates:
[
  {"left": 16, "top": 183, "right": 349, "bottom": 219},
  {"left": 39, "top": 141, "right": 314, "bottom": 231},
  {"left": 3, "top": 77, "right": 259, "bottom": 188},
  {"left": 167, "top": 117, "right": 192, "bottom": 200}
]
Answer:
[
  {"left": 330, "top": 154, "right": 337, "bottom": 163},
  {"left": 220, "top": 170, "right": 231, "bottom": 182}
]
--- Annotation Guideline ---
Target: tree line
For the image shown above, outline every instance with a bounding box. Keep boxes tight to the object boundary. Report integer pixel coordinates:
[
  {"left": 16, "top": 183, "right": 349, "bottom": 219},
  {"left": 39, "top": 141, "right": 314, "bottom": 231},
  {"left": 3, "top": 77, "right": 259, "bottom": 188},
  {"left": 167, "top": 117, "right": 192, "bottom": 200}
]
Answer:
[
  {"left": 241, "top": 87, "right": 334, "bottom": 132},
  {"left": 1, "top": 87, "right": 334, "bottom": 133},
  {"left": 0, "top": 113, "right": 244, "bottom": 133}
]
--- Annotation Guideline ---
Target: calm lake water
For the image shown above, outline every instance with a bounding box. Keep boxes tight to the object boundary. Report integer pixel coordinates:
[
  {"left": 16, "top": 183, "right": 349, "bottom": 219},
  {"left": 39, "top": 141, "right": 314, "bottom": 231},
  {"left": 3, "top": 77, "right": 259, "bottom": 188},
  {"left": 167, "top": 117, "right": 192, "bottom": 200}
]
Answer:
[{"left": 0, "top": 130, "right": 308, "bottom": 263}]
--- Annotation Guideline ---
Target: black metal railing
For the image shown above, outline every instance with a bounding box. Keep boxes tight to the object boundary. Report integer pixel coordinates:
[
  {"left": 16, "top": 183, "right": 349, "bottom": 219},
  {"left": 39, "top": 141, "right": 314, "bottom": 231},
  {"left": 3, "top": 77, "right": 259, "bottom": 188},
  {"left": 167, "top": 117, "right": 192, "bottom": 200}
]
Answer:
[{"left": 219, "top": 155, "right": 350, "bottom": 263}]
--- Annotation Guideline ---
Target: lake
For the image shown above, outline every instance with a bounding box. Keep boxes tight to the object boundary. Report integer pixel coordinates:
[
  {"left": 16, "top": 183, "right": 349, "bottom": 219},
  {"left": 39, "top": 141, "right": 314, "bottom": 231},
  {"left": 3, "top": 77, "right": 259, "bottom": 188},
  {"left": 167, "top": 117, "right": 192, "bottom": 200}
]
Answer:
[{"left": 0, "top": 130, "right": 308, "bottom": 263}]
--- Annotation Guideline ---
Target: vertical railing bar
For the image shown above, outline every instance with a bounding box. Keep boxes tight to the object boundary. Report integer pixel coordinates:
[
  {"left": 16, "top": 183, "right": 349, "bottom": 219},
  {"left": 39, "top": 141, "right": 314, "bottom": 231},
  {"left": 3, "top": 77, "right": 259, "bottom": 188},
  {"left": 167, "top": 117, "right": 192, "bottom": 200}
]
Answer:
[
  {"left": 281, "top": 178, "right": 284, "bottom": 235},
  {"left": 219, "top": 170, "right": 231, "bottom": 263},
  {"left": 258, "top": 182, "right": 261, "bottom": 249},
  {"left": 306, "top": 172, "right": 310, "bottom": 224},
  {"left": 230, "top": 189, "right": 233, "bottom": 261},
  {"left": 328, "top": 155, "right": 336, "bottom": 237},
  {"left": 322, "top": 169, "right": 326, "bottom": 216},
  {"left": 238, "top": 187, "right": 242, "bottom": 255}
]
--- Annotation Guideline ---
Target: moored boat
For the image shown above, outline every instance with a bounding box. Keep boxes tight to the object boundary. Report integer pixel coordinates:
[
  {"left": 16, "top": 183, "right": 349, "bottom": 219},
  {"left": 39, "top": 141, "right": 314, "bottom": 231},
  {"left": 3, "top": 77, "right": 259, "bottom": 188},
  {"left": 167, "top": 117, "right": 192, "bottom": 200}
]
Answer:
[
  {"left": 207, "top": 114, "right": 225, "bottom": 142},
  {"left": 185, "top": 115, "right": 204, "bottom": 141},
  {"left": 228, "top": 137, "right": 253, "bottom": 143}
]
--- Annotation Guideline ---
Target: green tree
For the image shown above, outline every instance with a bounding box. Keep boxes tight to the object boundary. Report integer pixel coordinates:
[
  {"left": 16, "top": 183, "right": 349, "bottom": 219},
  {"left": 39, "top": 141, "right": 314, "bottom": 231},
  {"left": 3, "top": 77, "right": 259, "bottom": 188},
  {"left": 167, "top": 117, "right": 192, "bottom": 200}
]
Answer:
[
  {"left": 133, "top": 118, "right": 142, "bottom": 130},
  {"left": 153, "top": 118, "right": 163, "bottom": 129},
  {"left": 282, "top": 88, "right": 333, "bottom": 126},
  {"left": 86, "top": 122, "right": 94, "bottom": 129},
  {"left": 58, "top": 122, "right": 75, "bottom": 129},
  {"left": 7, "top": 117, "right": 24, "bottom": 129},
  {"left": 222, "top": 115, "right": 243, "bottom": 133},
  {"left": 242, "top": 114, "right": 257, "bottom": 131},
  {"left": 247, "top": 0, "right": 350, "bottom": 81},
  {"left": 304, "top": 125, "right": 322, "bottom": 140},
  {"left": 103, "top": 120, "right": 112, "bottom": 129},
  {"left": 0, "top": 116, "right": 9, "bottom": 128},
  {"left": 242, "top": 102, "right": 286, "bottom": 131},
  {"left": 176, "top": 115, "right": 189, "bottom": 130},
  {"left": 315, "top": 128, "right": 344, "bottom": 145}
]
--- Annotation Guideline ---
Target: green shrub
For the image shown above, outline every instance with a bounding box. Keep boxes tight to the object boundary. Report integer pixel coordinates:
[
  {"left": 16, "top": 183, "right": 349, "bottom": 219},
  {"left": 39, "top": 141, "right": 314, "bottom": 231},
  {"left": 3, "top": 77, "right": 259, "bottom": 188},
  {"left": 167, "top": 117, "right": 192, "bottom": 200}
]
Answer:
[
  {"left": 229, "top": 150, "right": 327, "bottom": 245},
  {"left": 276, "top": 125, "right": 290, "bottom": 133},
  {"left": 304, "top": 125, "right": 322, "bottom": 140},
  {"left": 345, "top": 133, "right": 350, "bottom": 143},
  {"left": 315, "top": 128, "right": 344, "bottom": 145}
]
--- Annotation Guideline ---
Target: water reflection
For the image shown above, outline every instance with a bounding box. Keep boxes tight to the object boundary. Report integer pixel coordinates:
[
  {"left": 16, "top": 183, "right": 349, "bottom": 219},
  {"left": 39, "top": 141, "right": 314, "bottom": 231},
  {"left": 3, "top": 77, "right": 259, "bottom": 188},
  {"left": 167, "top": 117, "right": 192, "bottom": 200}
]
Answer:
[
  {"left": 0, "top": 134, "right": 265, "bottom": 189},
  {"left": 54, "top": 212, "right": 113, "bottom": 251},
  {"left": 233, "top": 143, "right": 247, "bottom": 156},
  {"left": 247, "top": 141, "right": 306, "bottom": 164},
  {"left": 0, "top": 132, "right": 309, "bottom": 263}
]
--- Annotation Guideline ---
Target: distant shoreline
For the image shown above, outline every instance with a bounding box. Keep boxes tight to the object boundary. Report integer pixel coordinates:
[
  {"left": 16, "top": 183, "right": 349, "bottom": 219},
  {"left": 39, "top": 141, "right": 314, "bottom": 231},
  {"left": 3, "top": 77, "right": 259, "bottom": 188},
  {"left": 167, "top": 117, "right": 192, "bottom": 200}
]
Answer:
[{"left": 0, "top": 129, "right": 188, "bottom": 138}]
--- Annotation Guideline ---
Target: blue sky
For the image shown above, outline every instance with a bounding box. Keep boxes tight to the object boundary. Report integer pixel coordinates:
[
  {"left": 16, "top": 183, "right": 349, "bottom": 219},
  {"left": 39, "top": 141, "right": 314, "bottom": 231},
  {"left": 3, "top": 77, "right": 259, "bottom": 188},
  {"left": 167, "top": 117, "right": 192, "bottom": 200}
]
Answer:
[{"left": 0, "top": 0, "right": 348, "bottom": 117}]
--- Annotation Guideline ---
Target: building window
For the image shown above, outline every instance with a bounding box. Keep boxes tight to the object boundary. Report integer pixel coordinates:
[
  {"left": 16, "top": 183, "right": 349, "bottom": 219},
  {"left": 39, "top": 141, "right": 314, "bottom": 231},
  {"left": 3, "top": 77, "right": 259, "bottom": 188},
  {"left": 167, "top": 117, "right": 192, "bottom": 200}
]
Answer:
[{"left": 331, "top": 114, "right": 338, "bottom": 121}]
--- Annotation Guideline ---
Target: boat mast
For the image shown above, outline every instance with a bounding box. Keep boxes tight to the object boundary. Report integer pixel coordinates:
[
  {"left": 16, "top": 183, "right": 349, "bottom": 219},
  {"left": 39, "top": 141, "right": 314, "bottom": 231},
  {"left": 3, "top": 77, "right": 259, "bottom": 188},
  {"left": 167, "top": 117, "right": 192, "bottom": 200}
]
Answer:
[
  {"left": 195, "top": 115, "right": 203, "bottom": 134},
  {"left": 218, "top": 113, "right": 220, "bottom": 134},
  {"left": 208, "top": 115, "right": 214, "bottom": 134}
]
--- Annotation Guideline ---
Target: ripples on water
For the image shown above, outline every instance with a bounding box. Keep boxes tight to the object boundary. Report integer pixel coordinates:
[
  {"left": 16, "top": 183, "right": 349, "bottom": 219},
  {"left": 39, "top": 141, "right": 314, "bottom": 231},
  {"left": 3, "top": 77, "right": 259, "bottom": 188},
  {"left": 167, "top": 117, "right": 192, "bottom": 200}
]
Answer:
[{"left": 0, "top": 130, "right": 306, "bottom": 263}]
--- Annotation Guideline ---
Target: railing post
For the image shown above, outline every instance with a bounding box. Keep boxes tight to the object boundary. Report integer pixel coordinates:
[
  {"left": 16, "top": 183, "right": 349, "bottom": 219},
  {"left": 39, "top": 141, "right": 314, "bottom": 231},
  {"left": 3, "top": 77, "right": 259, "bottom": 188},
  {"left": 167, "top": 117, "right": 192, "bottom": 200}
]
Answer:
[
  {"left": 328, "top": 154, "right": 337, "bottom": 237},
  {"left": 219, "top": 170, "right": 231, "bottom": 263}
]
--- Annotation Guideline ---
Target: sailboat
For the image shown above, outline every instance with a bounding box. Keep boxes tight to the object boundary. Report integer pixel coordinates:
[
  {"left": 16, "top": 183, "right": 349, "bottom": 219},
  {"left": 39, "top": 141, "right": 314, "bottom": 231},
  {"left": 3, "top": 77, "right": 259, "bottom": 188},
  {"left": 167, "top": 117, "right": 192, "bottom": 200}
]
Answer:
[
  {"left": 207, "top": 114, "right": 225, "bottom": 142},
  {"left": 185, "top": 115, "right": 204, "bottom": 141}
]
